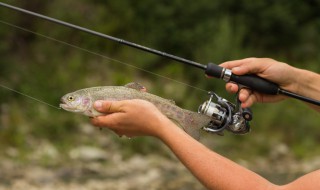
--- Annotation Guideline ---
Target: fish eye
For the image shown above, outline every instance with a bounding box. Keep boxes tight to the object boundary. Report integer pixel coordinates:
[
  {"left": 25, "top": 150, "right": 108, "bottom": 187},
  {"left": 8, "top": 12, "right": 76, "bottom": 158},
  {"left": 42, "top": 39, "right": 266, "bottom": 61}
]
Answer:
[{"left": 67, "top": 96, "right": 75, "bottom": 101}]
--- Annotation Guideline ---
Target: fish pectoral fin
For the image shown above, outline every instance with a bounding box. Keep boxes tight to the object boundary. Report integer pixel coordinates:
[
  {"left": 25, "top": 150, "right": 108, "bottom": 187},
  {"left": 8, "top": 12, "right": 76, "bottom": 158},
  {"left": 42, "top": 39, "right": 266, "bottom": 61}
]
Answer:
[{"left": 124, "top": 82, "right": 147, "bottom": 92}]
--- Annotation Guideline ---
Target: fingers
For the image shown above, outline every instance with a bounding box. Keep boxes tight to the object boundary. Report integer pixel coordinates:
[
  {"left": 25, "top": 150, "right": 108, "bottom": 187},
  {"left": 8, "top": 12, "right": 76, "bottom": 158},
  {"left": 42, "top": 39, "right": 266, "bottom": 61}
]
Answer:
[
  {"left": 220, "top": 58, "right": 253, "bottom": 75},
  {"left": 94, "top": 100, "right": 125, "bottom": 114},
  {"left": 219, "top": 58, "right": 251, "bottom": 69},
  {"left": 225, "top": 83, "right": 256, "bottom": 108},
  {"left": 238, "top": 88, "right": 252, "bottom": 102},
  {"left": 226, "top": 83, "right": 239, "bottom": 93},
  {"left": 91, "top": 116, "right": 134, "bottom": 138},
  {"left": 220, "top": 58, "right": 270, "bottom": 75},
  {"left": 238, "top": 89, "right": 256, "bottom": 108},
  {"left": 241, "top": 95, "right": 256, "bottom": 108},
  {"left": 91, "top": 114, "right": 118, "bottom": 128},
  {"left": 91, "top": 100, "right": 126, "bottom": 128}
]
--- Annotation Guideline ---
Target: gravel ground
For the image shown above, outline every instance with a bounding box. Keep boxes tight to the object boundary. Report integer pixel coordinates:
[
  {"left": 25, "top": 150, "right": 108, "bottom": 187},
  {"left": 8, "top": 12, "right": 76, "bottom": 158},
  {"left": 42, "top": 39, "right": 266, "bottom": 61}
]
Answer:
[
  {"left": 1, "top": 149, "right": 319, "bottom": 190},
  {"left": 0, "top": 154, "right": 205, "bottom": 190},
  {"left": 0, "top": 131, "right": 319, "bottom": 190}
]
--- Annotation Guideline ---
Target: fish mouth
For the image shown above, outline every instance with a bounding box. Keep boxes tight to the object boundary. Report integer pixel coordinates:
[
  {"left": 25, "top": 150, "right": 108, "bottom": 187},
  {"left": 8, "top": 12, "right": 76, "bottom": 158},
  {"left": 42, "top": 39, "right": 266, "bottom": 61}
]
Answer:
[
  {"left": 59, "top": 101, "right": 70, "bottom": 111},
  {"left": 59, "top": 98, "right": 73, "bottom": 111},
  {"left": 59, "top": 98, "right": 85, "bottom": 112},
  {"left": 59, "top": 103, "right": 69, "bottom": 110},
  {"left": 59, "top": 102, "right": 80, "bottom": 112}
]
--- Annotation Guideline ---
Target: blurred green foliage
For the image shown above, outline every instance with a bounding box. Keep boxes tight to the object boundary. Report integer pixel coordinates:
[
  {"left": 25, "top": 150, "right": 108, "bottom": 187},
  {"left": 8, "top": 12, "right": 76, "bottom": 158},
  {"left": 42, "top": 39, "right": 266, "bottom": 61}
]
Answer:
[{"left": 0, "top": 0, "right": 320, "bottom": 163}]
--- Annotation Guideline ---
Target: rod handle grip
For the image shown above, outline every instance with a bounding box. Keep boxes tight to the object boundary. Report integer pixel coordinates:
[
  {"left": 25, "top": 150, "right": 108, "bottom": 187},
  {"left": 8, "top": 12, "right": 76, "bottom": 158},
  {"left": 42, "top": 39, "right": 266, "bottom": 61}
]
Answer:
[{"left": 205, "top": 63, "right": 279, "bottom": 95}]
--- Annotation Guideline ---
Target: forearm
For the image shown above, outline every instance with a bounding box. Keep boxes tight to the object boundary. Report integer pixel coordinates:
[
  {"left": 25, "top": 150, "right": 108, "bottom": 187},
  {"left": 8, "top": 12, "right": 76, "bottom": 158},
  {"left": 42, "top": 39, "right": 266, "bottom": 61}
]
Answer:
[
  {"left": 91, "top": 99, "right": 320, "bottom": 189},
  {"left": 293, "top": 68, "right": 320, "bottom": 111},
  {"left": 157, "top": 120, "right": 277, "bottom": 190}
]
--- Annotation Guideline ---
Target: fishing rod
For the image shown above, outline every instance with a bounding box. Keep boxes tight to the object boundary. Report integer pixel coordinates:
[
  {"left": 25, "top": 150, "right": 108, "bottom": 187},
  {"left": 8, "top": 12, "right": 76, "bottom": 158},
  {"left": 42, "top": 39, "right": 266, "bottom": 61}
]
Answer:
[
  {"left": 1, "top": 2, "right": 319, "bottom": 106},
  {"left": 1, "top": 2, "right": 320, "bottom": 135}
]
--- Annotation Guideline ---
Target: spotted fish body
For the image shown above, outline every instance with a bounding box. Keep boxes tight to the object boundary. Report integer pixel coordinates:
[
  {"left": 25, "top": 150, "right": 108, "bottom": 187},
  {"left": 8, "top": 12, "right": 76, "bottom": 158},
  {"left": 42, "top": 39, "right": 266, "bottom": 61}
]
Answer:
[{"left": 60, "top": 83, "right": 211, "bottom": 139}]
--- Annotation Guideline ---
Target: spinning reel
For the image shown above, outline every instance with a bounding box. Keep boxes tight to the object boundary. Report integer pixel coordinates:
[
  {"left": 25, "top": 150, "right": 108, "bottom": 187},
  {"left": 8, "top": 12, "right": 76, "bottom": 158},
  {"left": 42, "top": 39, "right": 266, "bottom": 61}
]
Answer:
[{"left": 198, "top": 91, "right": 252, "bottom": 135}]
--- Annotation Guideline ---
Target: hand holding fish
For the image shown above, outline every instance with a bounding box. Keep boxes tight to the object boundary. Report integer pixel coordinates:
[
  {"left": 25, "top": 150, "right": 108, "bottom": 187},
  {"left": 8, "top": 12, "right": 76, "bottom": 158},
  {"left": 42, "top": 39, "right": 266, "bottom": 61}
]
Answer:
[{"left": 90, "top": 99, "right": 177, "bottom": 138}]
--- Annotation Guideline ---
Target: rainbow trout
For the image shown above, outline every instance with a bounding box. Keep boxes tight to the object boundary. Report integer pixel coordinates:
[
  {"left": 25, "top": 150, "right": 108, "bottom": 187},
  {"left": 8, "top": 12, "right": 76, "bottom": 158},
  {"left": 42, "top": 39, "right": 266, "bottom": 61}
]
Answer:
[{"left": 60, "top": 82, "right": 211, "bottom": 139}]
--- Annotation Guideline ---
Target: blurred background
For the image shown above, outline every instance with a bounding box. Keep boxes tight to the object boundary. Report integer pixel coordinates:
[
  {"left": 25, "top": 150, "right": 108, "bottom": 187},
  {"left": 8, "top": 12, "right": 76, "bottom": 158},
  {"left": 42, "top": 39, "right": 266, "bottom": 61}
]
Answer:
[{"left": 0, "top": 0, "right": 320, "bottom": 189}]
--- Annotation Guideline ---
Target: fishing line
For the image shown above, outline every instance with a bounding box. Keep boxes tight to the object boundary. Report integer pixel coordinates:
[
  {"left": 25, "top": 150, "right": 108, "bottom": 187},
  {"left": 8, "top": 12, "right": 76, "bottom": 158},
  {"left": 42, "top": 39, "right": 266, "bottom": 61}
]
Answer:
[
  {"left": 0, "top": 19, "right": 207, "bottom": 93},
  {"left": 0, "top": 84, "right": 61, "bottom": 110}
]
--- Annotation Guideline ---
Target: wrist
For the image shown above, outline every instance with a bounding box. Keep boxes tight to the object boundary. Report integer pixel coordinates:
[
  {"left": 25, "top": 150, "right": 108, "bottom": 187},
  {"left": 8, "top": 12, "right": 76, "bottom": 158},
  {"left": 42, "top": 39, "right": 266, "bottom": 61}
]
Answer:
[
  {"left": 289, "top": 67, "right": 304, "bottom": 94},
  {"left": 292, "top": 68, "right": 320, "bottom": 101},
  {"left": 152, "top": 117, "right": 173, "bottom": 138},
  {"left": 155, "top": 118, "right": 185, "bottom": 141}
]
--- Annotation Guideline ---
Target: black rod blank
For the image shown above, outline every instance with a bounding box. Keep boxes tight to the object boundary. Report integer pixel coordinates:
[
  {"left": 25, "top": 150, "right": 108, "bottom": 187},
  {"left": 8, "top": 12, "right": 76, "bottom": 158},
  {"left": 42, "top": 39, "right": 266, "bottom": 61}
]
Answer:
[{"left": 0, "top": 2, "right": 206, "bottom": 70}]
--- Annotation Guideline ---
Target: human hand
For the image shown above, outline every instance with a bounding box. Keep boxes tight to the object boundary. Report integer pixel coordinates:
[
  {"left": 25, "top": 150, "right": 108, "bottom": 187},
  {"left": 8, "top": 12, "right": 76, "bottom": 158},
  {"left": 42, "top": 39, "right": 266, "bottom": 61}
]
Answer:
[
  {"left": 220, "top": 58, "right": 299, "bottom": 108},
  {"left": 90, "top": 99, "right": 173, "bottom": 138}
]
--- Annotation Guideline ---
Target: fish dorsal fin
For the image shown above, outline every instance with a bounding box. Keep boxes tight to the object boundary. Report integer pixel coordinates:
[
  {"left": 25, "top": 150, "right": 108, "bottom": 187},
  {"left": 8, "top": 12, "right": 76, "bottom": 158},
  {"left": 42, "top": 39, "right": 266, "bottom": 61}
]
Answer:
[
  {"left": 124, "top": 82, "right": 147, "bottom": 92},
  {"left": 168, "top": 99, "right": 175, "bottom": 105}
]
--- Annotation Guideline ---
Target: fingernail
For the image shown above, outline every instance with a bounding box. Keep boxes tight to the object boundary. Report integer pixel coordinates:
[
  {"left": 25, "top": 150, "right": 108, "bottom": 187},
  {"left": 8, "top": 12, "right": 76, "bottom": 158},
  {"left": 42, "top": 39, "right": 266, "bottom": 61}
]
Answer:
[
  {"left": 94, "top": 101, "right": 103, "bottom": 110},
  {"left": 230, "top": 85, "right": 237, "bottom": 93},
  {"left": 229, "top": 85, "right": 234, "bottom": 91}
]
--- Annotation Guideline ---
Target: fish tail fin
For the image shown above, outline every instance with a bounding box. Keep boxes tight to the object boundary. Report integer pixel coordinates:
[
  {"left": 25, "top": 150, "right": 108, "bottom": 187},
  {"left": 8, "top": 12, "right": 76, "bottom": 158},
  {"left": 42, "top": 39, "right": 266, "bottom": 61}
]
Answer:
[{"left": 180, "top": 111, "right": 211, "bottom": 140}]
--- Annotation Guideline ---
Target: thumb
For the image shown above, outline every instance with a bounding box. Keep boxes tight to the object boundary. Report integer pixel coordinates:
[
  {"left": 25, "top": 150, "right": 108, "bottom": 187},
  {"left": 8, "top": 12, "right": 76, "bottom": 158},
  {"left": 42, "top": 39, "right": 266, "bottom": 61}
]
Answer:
[
  {"left": 93, "top": 100, "right": 124, "bottom": 114},
  {"left": 220, "top": 58, "right": 266, "bottom": 76}
]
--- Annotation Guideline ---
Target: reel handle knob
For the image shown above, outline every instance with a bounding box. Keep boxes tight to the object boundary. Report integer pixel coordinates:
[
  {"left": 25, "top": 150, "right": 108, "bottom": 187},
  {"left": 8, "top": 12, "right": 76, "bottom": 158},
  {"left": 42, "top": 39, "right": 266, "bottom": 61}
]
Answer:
[{"left": 242, "top": 107, "right": 253, "bottom": 121}]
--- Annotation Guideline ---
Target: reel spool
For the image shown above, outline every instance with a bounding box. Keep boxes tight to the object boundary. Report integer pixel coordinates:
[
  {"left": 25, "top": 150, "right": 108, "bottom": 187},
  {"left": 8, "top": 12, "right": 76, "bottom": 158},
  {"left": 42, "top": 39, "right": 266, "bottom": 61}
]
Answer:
[{"left": 198, "top": 92, "right": 252, "bottom": 135}]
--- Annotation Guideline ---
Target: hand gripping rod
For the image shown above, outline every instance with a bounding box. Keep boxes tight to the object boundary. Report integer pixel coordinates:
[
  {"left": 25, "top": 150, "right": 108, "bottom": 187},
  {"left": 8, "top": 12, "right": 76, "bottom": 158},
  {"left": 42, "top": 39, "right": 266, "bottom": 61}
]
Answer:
[{"left": 1, "top": 2, "right": 320, "bottom": 106}]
